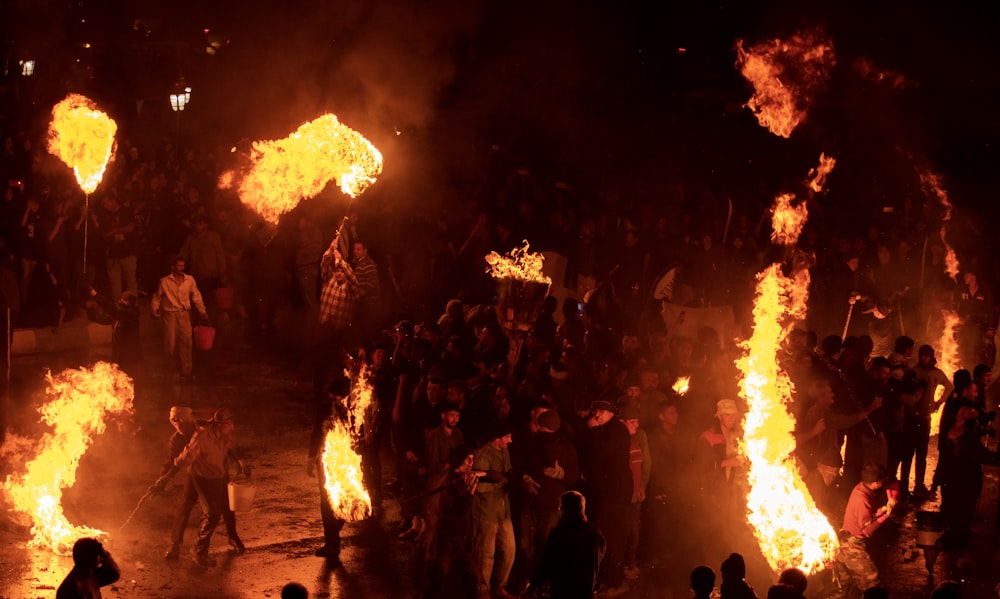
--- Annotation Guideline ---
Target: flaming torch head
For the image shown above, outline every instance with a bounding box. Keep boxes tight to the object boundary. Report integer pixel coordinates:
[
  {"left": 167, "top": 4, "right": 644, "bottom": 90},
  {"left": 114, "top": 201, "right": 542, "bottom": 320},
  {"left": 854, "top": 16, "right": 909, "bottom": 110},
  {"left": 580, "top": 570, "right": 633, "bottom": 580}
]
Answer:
[
  {"left": 47, "top": 94, "right": 117, "bottom": 194},
  {"left": 235, "top": 114, "right": 383, "bottom": 223}
]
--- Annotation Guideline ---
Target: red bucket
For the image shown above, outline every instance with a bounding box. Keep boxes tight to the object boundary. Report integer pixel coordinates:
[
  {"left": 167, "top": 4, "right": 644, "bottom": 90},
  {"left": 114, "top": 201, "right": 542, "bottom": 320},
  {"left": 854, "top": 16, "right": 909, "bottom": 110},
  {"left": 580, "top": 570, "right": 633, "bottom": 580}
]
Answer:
[
  {"left": 215, "top": 286, "right": 234, "bottom": 310},
  {"left": 193, "top": 325, "right": 216, "bottom": 350}
]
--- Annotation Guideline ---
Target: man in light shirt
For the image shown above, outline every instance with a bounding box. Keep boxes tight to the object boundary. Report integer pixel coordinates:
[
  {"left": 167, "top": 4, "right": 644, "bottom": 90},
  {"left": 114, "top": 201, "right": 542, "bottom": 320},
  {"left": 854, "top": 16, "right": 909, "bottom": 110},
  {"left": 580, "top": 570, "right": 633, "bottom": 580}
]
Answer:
[{"left": 152, "top": 256, "right": 208, "bottom": 379}]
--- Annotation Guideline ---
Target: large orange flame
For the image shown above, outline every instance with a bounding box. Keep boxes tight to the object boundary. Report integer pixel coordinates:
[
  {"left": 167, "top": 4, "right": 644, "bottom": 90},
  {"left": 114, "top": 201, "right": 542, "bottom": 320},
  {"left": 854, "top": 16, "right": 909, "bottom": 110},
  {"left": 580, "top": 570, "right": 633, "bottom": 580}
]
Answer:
[
  {"left": 46, "top": 94, "right": 117, "bottom": 194},
  {"left": 321, "top": 364, "right": 374, "bottom": 521},
  {"left": 230, "top": 114, "right": 383, "bottom": 223},
  {"left": 736, "top": 29, "right": 836, "bottom": 138},
  {"left": 929, "top": 310, "right": 962, "bottom": 435},
  {"left": 737, "top": 156, "right": 838, "bottom": 574},
  {"left": 1, "top": 363, "right": 134, "bottom": 554},
  {"left": 485, "top": 240, "right": 552, "bottom": 284}
]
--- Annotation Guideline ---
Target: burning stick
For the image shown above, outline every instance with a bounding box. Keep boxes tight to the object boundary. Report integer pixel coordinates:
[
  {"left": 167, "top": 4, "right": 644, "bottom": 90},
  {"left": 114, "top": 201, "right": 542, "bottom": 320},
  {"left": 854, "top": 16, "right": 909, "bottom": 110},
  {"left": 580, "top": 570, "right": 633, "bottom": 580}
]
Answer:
[
  {"left": 46, "top": 94, "right": 117, "bottom": 274},
  {"left": 228, "top": 114, "right": 383, "bottom": 224},
  {"left": 1, "top": 363, "right": 134, "bottom": 554}
]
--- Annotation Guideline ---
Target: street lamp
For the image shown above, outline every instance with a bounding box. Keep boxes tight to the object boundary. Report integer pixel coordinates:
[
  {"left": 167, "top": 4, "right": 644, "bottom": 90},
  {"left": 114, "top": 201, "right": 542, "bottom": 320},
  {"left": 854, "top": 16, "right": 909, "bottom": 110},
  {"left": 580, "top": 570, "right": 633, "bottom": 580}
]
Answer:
[
  {"left": 169, "top": 90, "right": 188, "bottom": 112},
  {"left": 19, "top": 60, "right": 35, "bottom": 77}
]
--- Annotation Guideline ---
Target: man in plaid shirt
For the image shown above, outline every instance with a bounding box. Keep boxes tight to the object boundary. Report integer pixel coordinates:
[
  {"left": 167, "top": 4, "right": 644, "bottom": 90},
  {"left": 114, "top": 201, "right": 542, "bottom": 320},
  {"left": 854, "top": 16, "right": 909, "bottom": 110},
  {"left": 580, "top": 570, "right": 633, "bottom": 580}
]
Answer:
[{"left": 315, "top": 240, "right": 359, "bottom": 396}]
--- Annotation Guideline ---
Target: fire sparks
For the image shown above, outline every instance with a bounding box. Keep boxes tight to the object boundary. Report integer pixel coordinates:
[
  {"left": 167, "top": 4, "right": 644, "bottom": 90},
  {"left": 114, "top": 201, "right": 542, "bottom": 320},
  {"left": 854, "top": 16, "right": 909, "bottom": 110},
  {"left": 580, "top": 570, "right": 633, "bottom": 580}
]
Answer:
[
  {"left": 807, "top": 153, "right": 836, "bottom": 193},
  {"left": 736, "top": 29, "right": 836, "bottom": 138},
  {"left": 485, "top": 240, "right": 552, "bottom": 284},
  {"left": 672, "top": 376, "right": 691, "bottom": 396},
  {"left": 736, "top": 161, "right": 838, "bottom": 574},
  {"left": 46, "top": 94, "right": 117, "bottom": 194},
  {"left": 1, "top": 363, "right": 134, "bottom": 554},
  {"left": 321, "top": 364, "right": 374, "bottom": 521},
  {"left": 231, "top": 114, "right": 383, "bottom": 223}
]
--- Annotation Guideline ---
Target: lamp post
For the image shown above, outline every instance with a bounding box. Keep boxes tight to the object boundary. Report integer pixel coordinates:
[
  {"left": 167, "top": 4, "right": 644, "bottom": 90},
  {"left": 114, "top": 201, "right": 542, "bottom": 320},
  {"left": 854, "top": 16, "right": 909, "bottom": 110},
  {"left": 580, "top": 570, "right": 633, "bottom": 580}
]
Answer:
[
  {"left": 19, "top": 60, "right": 35, "bottom": 77},
  {"left": 169, "top": 83, "right": 190, "bottom": 151}
]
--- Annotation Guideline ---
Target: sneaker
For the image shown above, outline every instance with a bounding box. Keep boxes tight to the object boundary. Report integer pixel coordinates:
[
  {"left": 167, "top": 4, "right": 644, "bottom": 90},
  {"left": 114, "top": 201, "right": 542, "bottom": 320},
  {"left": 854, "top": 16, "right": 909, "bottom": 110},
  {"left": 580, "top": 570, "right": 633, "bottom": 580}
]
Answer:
[
  {"left": 191, "top": 550, "right": 216, "bottom": 567},
  {"left": 164, "top": 544, "right": 180, "bottom": 560},
  {"left": 228, "top": 537, "right": 246, "bottom": 555}
]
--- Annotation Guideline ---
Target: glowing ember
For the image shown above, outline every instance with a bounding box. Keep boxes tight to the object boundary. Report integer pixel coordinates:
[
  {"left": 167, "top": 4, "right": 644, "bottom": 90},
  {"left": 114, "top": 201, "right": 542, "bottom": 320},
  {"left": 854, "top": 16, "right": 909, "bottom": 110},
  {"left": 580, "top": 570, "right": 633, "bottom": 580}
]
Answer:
[
  {"left": 1, "top": 363, "right": 134, "bottom": 554},
  {"left": 232, "top": 114, "right": 383, "bottom": 223},
  {"left": 321, "top": 364, "right": 374, "bottom": 521},
  {"left": 672, "top": 376, "right": 691, "bottom": 396},
  {"left": 736, "top": 29, "right": 836, "bottom": 138},
  {"left": 919, "top": 171, "right": 959, "bottom": 281},
  {"left": 46, "top": 94, "right": 118, "bottom": 194},
  {"left": 485, "top": 240, "right": 552, "bottom": 284},
  {"left": 737, "top": 161, "right": 838, "bottom": 574}
]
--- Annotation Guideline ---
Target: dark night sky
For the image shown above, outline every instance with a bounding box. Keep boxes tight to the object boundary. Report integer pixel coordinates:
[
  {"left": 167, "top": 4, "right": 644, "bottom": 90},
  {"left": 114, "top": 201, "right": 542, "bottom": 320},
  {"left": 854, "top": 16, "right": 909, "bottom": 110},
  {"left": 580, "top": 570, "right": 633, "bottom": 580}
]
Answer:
[{"left": 3, "top": 1, "right": 999, "bottom": 238}]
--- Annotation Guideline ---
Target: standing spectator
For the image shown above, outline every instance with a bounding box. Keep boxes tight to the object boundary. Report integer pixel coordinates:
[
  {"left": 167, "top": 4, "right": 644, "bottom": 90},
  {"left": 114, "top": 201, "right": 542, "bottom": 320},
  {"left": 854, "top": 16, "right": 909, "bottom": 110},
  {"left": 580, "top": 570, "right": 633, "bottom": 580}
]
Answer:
[
  {"left": 619, "top": 404, "right": 650, "bottom": 580},
  {"left": 179, "top": 216, "right": 227, "bottom": 316},
  {"left": 720, "top": 553, "right": 758, "bottom": 599},
  {"left": 424, "top": 445, "right": 480, "bottom": 599},
  {"left": 18, "top": 194, "right": 43, "bottom": 306},
  {"left": 579, "top": 400, "right": 632, "bottom": 596},
  {"left": 351, "top": 239, "right": 381, "bottom": 341},
  {"left": 472, "top": 422, "right": 517, "bottom": 599},
  {"left": 527, "top": 491, "right": 605, "bottom": 599},
  {"left": 101, "top": 193, "right": 138, "bottom": 305},
  {"left": 690, "top": 566, "right": 717, "bottom": 599},
  {"left": 151, "top": 256, "right": 208, "bottom": 379},
  {"left": 833, "top": 463, "right": 898, "bottom": 599},
  {"left": 55, "top": 538, "right": 121, "bottom": 599},
  {"left": 902, "top": 345, "right": 951, "bottom": 497},
  {"left": 88, "top": 286, "right": 141, "bottom": 376}
]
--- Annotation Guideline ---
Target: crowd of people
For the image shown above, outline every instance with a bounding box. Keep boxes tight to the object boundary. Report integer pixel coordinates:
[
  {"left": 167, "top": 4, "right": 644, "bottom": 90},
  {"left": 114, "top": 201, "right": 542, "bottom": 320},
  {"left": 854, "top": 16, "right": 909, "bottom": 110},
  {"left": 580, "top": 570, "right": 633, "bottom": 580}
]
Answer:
[{"left": 3, "top": 102, "right": 998, "bottom": 599}]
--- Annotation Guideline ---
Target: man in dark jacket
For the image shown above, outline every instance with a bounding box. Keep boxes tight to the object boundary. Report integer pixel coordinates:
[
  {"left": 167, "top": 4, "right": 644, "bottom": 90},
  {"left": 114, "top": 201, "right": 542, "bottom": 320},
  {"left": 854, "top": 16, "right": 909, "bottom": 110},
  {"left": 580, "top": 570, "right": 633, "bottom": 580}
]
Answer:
[
  {"left": 56, "top": 537, "right": 121, "bottom": 599},
  {"left": 528, "top": 490, "right": 605, "bottom": 599},
  {"left": 579, "top": 400, "right": 631, "bottom": 595},
  {"left": 518, "top": 408, "right": 579, "bottom": 577}
]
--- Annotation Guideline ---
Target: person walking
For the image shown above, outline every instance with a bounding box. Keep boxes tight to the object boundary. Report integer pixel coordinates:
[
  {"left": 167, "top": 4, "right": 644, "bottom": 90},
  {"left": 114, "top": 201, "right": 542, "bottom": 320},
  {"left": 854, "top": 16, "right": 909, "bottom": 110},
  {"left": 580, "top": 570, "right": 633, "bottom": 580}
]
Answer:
[
  {"left": 161, "top": 406, "right": 203, "bottom": 560},
  {"left": 151, "top": 256, "right": 208, "bottom": 379},
  {"left": 154, "top": 407, "right": 250, "bottom": 566}
]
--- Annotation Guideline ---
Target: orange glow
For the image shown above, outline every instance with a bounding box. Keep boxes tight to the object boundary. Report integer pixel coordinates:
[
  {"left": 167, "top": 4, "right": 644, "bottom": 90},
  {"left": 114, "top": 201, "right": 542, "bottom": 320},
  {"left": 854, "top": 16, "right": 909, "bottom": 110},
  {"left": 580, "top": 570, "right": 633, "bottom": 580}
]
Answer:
[
  {"left": 919, "top": 171, "right": 959, "bottom": 281},
  {"left": 485, "top": 240, "right": 552, "bottom": 284},
  {"left": 737, "top": 160, "right": 838, "bottom": 574},
  {"left": 736, "top": 29, "right": 835, "bottom": 138},
  {"left": 672, "top": 376, "right": 691, "bottom": 396},
  {"left": 232, "top": 114, "right": 383, "bottom": 223},
  {"left": 46, "top": 94, "right": 117, "bottom": 194},
  {"left": 1, "top": 363, "right": 134, "bottom": 554},
  {"left": 321, "top": 364, "right": 374, "bottom": 521}
]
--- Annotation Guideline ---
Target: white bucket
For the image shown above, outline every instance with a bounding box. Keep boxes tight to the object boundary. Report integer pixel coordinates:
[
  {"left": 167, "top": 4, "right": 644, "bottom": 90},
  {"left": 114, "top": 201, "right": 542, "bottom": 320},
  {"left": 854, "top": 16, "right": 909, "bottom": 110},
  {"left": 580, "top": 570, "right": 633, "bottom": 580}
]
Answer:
[{"left": 228, "top": 480, "right": 256, "bottom": 511}]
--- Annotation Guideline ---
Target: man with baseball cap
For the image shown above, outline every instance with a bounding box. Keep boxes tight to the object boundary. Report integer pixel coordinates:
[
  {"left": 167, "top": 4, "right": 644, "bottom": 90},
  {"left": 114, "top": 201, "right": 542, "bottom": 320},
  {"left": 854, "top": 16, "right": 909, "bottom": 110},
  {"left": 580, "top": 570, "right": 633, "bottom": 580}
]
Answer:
[{"left": 154, "top": 407, "right": 250, "bottom": 566}]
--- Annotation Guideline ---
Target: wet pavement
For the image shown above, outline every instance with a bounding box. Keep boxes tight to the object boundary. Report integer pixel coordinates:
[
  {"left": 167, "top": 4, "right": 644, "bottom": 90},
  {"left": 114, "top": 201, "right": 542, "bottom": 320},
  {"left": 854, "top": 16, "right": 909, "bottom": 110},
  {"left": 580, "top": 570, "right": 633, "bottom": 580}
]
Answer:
[{"left": 2, "top": 309, "right": 1000, "bottom": 598}]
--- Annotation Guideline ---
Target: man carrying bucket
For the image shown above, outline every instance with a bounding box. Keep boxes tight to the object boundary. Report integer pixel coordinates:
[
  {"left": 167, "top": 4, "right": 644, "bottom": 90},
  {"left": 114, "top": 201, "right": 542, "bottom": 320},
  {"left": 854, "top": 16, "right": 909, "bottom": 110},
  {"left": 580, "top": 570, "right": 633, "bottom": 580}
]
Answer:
[
  {"left": 151, "top": 256, "right": 209, "bottom": 380},
  {"left": 153, "top": 407, "right": 251, "bottom": 567}
]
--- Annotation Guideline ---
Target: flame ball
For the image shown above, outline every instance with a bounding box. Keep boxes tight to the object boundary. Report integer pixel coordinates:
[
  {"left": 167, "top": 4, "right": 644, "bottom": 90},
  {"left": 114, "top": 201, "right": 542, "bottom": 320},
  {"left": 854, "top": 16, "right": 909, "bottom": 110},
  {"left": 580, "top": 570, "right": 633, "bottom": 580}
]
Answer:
[{"left": 47, "top": 94, "right": 118, "bottom": 194}]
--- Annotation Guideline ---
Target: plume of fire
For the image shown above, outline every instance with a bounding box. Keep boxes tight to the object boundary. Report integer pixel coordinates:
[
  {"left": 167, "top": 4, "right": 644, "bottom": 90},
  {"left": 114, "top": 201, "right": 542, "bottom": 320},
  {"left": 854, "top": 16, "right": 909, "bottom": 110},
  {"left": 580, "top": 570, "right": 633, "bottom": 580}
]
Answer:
[
  {"left": 46, "top": 94, "right": 118, "bottom": 194},
  {"left": 919, "top": 171, "right": 960, "bottom": 280},
  {"left": 737, "top": 160, "right": 838, "bottom": 574},
  {"left": 929, "top": 310, "right": 963, "bottom": 435},
  {"left": 485, "top": 240, "right": 552, "bottom": 284},
  {"left": 807, "top": 153, "right": 836, "bottom": 193},
  {"left": 228, "top": 114, "right": 383, "bottom": 223},
  {"left": 1, "top": 363, "right": 134, "bottom": 554},
  {"left": 736, "top": 29, "right": 836, "bottom": 138},
  {"left": 672, "top": 376, "right": 691, "bottom": 396},
  {"left": 321, "top": 363, "right": 374, "bottom": 521}
]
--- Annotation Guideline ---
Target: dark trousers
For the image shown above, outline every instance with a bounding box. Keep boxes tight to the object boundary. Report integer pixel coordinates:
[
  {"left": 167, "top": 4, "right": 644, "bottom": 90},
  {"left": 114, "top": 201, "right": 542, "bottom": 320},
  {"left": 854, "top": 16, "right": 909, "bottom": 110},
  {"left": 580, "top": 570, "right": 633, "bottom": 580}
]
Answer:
[
  {"left": 192, "top": 475, "right": 238, "bottom": 555},
  {"left": 169, "top": 474, "right": 201, "bottom": 546},
  {"left": 595, "top": 501, "right": 628, "bottom": 588},
  {"left": 900, "top": 419, "right": 931, "bottom": 491}
]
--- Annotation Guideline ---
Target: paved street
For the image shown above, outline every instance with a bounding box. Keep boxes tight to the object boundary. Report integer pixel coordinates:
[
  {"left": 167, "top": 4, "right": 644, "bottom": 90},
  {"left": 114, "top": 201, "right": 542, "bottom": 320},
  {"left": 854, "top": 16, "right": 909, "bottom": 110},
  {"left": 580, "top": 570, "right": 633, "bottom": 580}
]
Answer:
[{"left": 1, "top": 310, "right": 1000, "bottom": 598}]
